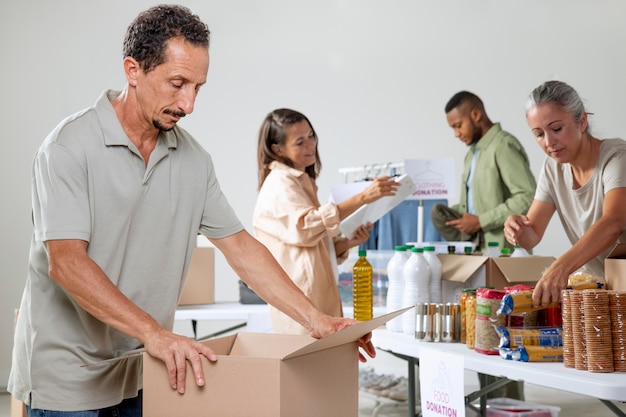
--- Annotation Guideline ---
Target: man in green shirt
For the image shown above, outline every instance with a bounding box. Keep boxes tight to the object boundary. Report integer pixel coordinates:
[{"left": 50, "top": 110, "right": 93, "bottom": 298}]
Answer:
[
  {"left": 431, "top": 91, "right": 536, "bottom": 400},
  {"left": 431, "top": 91, "right": 536, "bottom": 253}
]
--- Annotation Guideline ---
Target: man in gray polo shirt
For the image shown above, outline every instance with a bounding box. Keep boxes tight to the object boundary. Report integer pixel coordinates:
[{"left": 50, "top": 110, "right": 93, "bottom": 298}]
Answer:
[{"left": 8, "top": 5, "right": 376, "bottom": 416}]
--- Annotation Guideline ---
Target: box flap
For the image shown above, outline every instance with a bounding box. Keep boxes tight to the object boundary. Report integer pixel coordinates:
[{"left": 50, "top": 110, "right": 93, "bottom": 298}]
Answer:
[
  {"left": 492, "top": 256, "right": 555, "bottom": 283},
  {"left": 608, "top": 243, "right": 626, "bottom": 259},
  {"left": 282, "top": 307, "right": 412, "bottom": 360},
  {"left": 438, "top": 254, "right": 488, "bottom": 283},
  {"left": 230, "top": 333, "right": 315, "bottom": 358}
]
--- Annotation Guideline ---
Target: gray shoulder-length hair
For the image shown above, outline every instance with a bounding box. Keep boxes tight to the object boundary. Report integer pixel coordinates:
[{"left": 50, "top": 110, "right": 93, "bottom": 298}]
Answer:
[{"left": 526, "top": 80, "right": 590, "bottom": 134}]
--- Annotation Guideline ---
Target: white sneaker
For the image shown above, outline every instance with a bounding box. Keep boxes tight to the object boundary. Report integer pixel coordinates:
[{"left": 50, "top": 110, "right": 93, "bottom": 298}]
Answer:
[
  {"left": 359, "top": 370, "right": 386, "bottom": 390},
  {"left": 382, "top": 377, "right": 409, "bottom": 401},
  {"left": 366, "top": 375, "right": 401, "bottom": 394}
]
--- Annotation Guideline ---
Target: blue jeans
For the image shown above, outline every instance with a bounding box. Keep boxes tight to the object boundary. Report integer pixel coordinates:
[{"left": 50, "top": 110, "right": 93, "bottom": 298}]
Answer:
[{"left": 27, "top": 391, "right": 142, "bottom": 417}]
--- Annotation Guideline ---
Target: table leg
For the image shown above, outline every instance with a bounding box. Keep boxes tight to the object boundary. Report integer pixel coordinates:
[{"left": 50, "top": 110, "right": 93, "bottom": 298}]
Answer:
[
  {"left": 601, "top": 400, "right": 626, "bottom": 417},
  {"left": 465, "top": 378, "right": 515, "bottom": 417},
  {"left": 379, "top": 349, "right": 420, "bottom": 417},
  {"left": 407, "top": 356, "right": 418, "bottom": 417}
]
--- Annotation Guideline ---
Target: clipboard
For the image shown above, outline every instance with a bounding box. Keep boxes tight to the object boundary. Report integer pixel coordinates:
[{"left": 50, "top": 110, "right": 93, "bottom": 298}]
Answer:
[{"left": 339, "top": 174, "right": 416, "bottom": 238}]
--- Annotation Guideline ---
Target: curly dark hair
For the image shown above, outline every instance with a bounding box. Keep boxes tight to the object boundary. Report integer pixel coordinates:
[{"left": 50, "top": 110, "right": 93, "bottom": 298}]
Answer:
[{"left": 122, "top": 4, "right": 210, "bottom": 73}]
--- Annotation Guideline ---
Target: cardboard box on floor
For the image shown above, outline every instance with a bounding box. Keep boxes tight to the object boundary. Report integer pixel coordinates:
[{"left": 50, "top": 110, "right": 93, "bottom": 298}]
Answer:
[
  {"left": 438, "top": 254, "right": 556, "bottom": 303},
  {"left": 178, "top": 246, "right": 215, "bottom": 305},
  {"left": 605, "top": 244, "right": 626, "bottom": 291},
  {"left": 142, "top": 307, "right": 410, "bottom": 417}
]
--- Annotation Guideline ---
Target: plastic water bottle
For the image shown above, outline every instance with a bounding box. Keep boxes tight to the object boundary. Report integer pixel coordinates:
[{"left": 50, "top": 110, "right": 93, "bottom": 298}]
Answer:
[
  {"left": 402, "top": 247, "right": 431, "bottom": 336},
  {"left": 423, "top": 246, "right": 443, "bottom": 304},
  {"left": 484, "top": 241, "right": 501, "bottom": 258},
  {"left": 352, "top": 249, "right": 373, "bottom": 321},
  {"left": 511, "top": 245, "right": 530, "bottom": 257},
  {"left": 385, "top": 246, "right": 409, "bottom": 332}
]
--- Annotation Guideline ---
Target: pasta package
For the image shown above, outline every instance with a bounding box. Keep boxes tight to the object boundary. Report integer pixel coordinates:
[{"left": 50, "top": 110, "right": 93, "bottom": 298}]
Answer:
[
  {"left": 567, "top": 269, "right": 605, "bottom": 290},
  {"left": 513, "top": 345, "right": 564, "bottom": 362},
  {"left": 495, "top": 326, "right": 562, "bottom": 349},
  {"left": 499, "top": 345, "right": 564, "bottom": 362},
  {"left": 497, "top": 290, "right": 559, "bottom": 315}
]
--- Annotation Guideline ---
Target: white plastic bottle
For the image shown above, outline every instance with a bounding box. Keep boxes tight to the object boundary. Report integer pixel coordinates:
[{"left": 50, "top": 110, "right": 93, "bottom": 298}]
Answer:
[
  {"left": 385, "top": 246, "right": 409, "bottom": 332},
  {"left": 511, "top": 245, "right": 530, "bottom": 257},
  {"left": 423, "top": 246, "right": 442, "bottom": 304},
  {"left": 402, "top": 247, "right": 431, "bottom": 336},
  {"left": 484, "top": 241, "right": 501, "bottom": 258}
]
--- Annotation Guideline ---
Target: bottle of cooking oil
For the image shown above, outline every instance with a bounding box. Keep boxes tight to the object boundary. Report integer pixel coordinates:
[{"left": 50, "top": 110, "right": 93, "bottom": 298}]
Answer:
[{"left": 353, "top": 249, "right": 373, "bottom": 321}]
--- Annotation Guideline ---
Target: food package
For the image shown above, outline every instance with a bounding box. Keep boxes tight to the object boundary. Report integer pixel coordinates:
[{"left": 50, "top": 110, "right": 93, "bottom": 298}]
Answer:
[
  {"left": 499, "top": 345, "right": 564, "bottom": 362},
  {"left": 495, "top": 326, "right": 562, "bottom": 349}
]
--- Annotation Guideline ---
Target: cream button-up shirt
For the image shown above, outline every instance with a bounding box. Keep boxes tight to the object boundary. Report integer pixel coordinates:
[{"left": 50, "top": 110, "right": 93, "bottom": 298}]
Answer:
[{"left": 253, "top": 161, "right": 347, "bottom": 334}]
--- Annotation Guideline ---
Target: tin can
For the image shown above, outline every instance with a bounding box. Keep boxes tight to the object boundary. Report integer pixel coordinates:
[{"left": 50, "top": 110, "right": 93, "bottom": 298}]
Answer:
[
  {"left": 415, "top": 303, "right": 429, "bottom": 341},
  {"left": 441, "top": 303, "right": 459, "bottom": 342}
]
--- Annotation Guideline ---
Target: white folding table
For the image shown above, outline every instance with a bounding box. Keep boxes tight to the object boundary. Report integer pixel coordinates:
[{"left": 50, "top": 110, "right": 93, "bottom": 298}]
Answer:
[{"left": 372, "top": 328, "right": 626, "bottom": 417}]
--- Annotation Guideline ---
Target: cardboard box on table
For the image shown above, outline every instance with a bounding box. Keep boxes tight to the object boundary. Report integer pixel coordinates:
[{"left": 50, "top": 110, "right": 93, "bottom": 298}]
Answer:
[
  {"left": 178, "top": 246, "right": 215, "bottom": 305},
  {"left": 138, "top": 308, "right": 408, "bottom": 417},
  {"left": 437, "top": 254, "right": 556, "bottom": 303},
  {"left": 605, "top": 244, "right": 626, "bottom": 291}
]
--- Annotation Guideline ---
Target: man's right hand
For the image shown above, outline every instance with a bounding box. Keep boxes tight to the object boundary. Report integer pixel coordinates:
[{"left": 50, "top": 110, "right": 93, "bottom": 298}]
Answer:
[{"left": 144, "top": 329, "right": 217, "bottom": 394}]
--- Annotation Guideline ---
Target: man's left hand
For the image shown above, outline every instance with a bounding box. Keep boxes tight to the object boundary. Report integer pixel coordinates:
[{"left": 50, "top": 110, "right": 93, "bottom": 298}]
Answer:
[{"left": 445, "top": 213, "right": 481, "bottom": 235}]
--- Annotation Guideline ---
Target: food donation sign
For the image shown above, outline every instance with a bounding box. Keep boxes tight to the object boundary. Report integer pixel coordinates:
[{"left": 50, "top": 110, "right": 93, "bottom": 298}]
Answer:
[{"left": 419, "top": 346, "right": 465, "bottom": 417}]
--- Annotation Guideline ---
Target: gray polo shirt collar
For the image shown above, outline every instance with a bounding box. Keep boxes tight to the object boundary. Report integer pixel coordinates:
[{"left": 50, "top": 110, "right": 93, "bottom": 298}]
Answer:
[{"left": 98, "top": 90, "right": 178, "bottom": 181}]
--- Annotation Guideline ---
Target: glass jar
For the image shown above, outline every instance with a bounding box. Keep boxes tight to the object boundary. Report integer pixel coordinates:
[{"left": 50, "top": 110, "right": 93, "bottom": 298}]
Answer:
[
  {"left": 475, "top": 288, "right": 506, "bottom": 355},
  {"left": 459, "top": 288, "right": 472, "bottom": 343},
  {"left": 464, "top": 289, "right": 477, "bottom": 349}
]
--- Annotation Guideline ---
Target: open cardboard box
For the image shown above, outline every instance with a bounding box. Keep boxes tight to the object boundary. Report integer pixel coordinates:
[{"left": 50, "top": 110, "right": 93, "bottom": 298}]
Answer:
[
  {"left": 605, "top": 244, "right": 626, "bottom": 291},
  {"left": 437, "top": 254, "right": 555, "bottom": 303},
  {"left": 111, "top": 307, "right": 410, "bottom": 417}
]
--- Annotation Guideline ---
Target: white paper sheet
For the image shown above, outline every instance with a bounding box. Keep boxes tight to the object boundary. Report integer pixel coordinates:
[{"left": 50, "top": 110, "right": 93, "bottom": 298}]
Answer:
[{"left": 338, "top": 174, "right": 416, "bottom": 238}]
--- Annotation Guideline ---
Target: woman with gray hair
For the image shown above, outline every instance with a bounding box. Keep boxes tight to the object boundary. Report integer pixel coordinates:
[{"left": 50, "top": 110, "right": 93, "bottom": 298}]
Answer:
[{"left": 504, "top": 80, "right": 626, "bottom": 306}]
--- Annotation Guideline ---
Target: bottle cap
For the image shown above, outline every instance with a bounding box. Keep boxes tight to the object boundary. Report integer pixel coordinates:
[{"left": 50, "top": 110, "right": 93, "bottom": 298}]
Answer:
[
  {"left": 423, "top": 246, "right": 435, "bottom": 251},
  {"left": 358, "top": 249, "right": 367, "bottom": 257},
  {"left": 487, "top": 241, "right": 499, "bottom": 247},
  {"left": 394, "top": 245, "right": 407, "bottom": 251}
]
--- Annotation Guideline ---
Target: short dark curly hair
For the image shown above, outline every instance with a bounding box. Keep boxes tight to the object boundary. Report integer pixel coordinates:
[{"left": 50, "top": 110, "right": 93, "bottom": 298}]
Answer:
[{"left": 122, "top": 4, "right": 210, "bottom": 73}]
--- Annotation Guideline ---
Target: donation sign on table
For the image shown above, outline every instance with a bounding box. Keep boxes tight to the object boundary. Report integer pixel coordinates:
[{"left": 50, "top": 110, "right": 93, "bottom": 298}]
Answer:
[{"left": 419, "top": 346, "right": 466, "bottom": 417}]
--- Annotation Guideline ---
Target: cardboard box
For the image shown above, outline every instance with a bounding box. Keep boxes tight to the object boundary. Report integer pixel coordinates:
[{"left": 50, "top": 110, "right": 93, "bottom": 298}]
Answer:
[
  {"left": 438, "top": 254, "right": 555, "bottom": 303},
  {"left": 179, "top": 246, "right": 215, "bottom": 305},
  {"left": 141, "top": 308, "right": 409, "bottom": 417},
  {"left": 605, "top": 244, "right": 626, "bottom": 291}
]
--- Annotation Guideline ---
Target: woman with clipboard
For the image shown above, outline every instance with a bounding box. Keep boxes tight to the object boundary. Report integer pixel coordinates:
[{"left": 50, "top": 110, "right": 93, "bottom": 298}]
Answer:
[{"left": 253, "top": 108, "right": 399, "bottom": 334}]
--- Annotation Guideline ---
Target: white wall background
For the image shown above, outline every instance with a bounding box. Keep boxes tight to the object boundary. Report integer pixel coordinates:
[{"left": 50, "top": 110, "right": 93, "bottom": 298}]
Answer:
[{"left": 1, "top": 0, "right": 625, "bottom": 389}]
